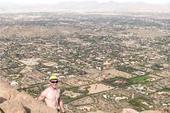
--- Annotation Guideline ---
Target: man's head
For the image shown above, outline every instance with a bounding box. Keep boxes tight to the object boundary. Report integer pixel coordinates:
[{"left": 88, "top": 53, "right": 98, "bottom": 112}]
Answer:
[{"left": 49, "top": 74, "right": 58, "bottom": 89}]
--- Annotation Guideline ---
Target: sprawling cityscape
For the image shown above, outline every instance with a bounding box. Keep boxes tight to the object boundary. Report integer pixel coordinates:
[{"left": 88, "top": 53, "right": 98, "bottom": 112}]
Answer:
[{"left": 0, "top": 12, "right": 170, "bottom": 113}]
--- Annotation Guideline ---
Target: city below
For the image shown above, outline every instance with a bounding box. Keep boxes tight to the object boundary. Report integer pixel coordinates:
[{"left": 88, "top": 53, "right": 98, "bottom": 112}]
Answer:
[{"left": 0, "top": 12, "right": 170, "bottom": 113}]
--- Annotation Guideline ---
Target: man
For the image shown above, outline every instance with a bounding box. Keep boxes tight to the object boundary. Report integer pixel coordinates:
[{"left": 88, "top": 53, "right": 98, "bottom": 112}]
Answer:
[{"left": 38, "top": 74, "right": 65, "bottom": 113}]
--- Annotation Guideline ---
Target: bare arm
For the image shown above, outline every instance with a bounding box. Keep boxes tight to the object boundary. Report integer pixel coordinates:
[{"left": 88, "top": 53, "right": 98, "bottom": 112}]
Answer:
[
  {"left": 57, "top": 97, "right": 65, "bottom": 113},
  {"left": 38, "top": 89, "right": 47, "bottom": 101},
  {"left": 38, "top": 95, "right": 46, "bottom": 101},
  {"left": 58, "top": 90, "right": 65, "bottom": 113}
]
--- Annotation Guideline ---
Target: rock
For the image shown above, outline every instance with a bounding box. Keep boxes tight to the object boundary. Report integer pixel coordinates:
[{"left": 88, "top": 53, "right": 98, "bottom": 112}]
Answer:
[
  {"left": 0, "top": 79, "right": 18, "bottom": 100},
  {"left": 103, "top": 94, "right": 107, "bottom": 99},
  {"left": 14, "top": 92, "right": 57, "bottom": 113},
  {"left": 122, "top": 108, "right": 139, "bottom": 113},
  {"left": 0, "top": 100, "right": 27, "bottom": 113},
  {"left": 0, "top": 97, "right": 7, "bottom": 104},
  {"left": 140, "top": 110, "right": 162, "bottom": 113},
  {"left": 122, "top": 108, "right": 162, "bottom": 113},
  {"left": 0, "top": 79, "right": 57, "bottom": 113},
  {"left": 0, "top": 108, "right": 5, "bottom": 113},
  {"left": 10, "top": 81, "right": 19, "bottom": 87},
  {"left": 115, "top": 96, "right": 128, "bottom": 101}
]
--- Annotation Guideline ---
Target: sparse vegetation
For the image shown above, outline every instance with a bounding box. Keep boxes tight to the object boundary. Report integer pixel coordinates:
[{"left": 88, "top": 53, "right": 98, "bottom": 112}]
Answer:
[
  {"left": 0, "top": 12, "right": 169, "bottom": 113},
  {"left": 127, "top": 75, "right": 150, "bottom": 85},
  {"left": 129, "top": 96, "right": 154, "bottom": 111},
  {"left": 102, "top": 77, "right": 127, "bottom": 87}
]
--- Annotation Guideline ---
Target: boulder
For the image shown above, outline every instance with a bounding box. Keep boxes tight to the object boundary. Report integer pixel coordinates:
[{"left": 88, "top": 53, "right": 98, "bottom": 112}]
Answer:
[
  {"left": 0, "top": 97, "right": 6, "bottom": 104},
  {"left": 0, "top": 100, "right": 27, "bottom": 113},
  {"left": 0, "top": 79, "right": 57, "bottom": 113},
  {"left": 122, "top": 108, "right": 139, "bottom": 113},
  {"left": 0, "top": 79, "right": 18, "bottom": 100},
  {"left": 14, "top": 92, "right": 57, "bottom": 113},
  {"left": 140, "top": 110, "right": 162, "bottom": 113},
  {"left": 122, "top": 108, "right": 162, "bottom": 113}
]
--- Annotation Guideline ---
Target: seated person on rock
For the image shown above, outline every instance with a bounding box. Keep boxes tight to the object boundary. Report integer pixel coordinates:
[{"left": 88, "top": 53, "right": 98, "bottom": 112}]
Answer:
[{"left": 38, "top": 74, "right": 65, "bottom": 113}]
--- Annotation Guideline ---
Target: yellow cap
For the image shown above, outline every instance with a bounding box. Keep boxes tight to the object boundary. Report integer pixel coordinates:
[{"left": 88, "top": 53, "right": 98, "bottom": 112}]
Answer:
[{"left": 49, "top": 74, "right": 58, "bottom": 80}]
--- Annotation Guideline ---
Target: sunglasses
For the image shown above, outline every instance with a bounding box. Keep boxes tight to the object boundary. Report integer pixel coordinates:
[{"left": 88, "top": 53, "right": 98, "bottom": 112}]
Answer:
[{"left": 50, "top": 80, "right": 58, "bottom": 83}]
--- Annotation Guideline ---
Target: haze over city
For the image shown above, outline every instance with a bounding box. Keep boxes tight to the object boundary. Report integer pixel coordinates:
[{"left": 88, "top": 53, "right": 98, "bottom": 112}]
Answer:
[
  {"left": 0, "top": 0, "right": 170, "bottom": 4},
  {"left": 0, "top": 0, "right": 170, "bottom": 13}
]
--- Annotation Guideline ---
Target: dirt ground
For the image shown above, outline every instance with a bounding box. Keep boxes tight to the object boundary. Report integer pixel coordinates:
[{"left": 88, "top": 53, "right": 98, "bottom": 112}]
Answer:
[{"left": 88, "top": 83, "right": 113, "bottom": 94}]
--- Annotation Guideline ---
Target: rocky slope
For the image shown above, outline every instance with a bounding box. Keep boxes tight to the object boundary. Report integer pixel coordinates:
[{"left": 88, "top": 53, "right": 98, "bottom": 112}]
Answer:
[
  {"left": 0, "top": 79, "right": 57, "bottom": 113},
  {"left": 0, "top": 79, "right": 163, "bottom": 113}
]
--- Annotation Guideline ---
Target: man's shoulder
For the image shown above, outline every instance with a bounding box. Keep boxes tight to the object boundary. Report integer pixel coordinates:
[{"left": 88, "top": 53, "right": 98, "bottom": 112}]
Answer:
[
  {"left": 40, "top": 87, "right": 50, "bottom": 96},
  {"left": 43, "top": 87, "right": 51, "bottom": 92}
]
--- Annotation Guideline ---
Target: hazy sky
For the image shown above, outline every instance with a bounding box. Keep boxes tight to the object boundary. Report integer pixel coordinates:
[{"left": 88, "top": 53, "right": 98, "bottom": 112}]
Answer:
[{"left": 0, "top": 0, "right": 170, "bottom": 4}]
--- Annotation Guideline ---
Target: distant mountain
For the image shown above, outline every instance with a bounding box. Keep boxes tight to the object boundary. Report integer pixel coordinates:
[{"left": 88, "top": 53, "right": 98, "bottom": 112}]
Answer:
[
  {"left": 56, "top": 1, "right": 170, "bottom": 13},
  {"left": 0, "top": 1, "right": 170, "bottom": 13}
]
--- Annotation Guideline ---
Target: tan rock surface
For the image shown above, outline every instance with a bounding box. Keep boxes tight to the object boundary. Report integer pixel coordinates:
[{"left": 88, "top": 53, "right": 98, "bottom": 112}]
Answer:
[
  {"left": 0, "top": 79, "right": 164, "bottom": 113},
  {"left": 14, "top": 92, "right": 57, "bottom": 113},
  {"left": 0, "top": 79, "right": 57, "bottom": 113},
  {"left": 122, "top": 108, "right": 139, "bottom": 113},
  {"left": 140, "top": 110, "right": 162, "bottom": 113},
  {"left": 0, "top": 100, "right": 27, "bottom": 113},
  {"left": 0, "top": 79, "right": 18, "bottom": 100},
  {"left": 88, "top": 83, "right": 113, "bottom": 94},
  {"left": 87, "top": 110, "right": 109, "bottom": 113}
]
